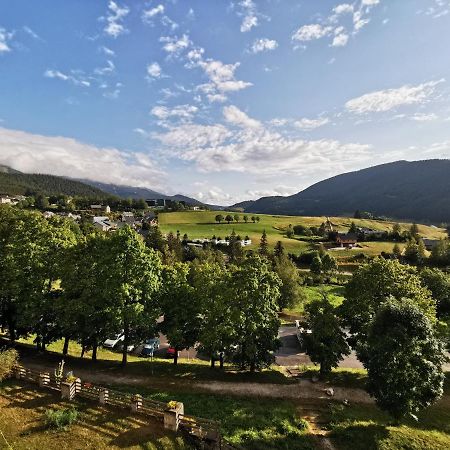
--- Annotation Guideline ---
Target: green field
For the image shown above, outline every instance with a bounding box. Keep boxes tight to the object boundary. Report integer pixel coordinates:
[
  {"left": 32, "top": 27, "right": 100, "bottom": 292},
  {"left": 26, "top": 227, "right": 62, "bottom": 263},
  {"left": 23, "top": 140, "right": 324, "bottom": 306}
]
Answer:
[{"left": 158, "top": 211, "right": 446, "bottom": 256}]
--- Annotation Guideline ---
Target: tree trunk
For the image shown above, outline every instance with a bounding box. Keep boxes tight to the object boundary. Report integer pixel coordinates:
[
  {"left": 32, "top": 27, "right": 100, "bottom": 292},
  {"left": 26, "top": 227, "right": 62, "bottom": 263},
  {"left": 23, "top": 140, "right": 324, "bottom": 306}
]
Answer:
[
  {"left": 121, "top": 328, "right": 128, "bottom": 367},
  {"left": 81, "top": 345, "right": 86, "bottom": 358},
  {"left": 250, "top": 361, "right": 256, "bottom": 373},
  {"left": 92, "top": 342, "right": 98, "bottom": 362},
  {"left": 62, "top": 336, "right": 70, "bottom": 356},
  {"left": 219, "top": 352, "right": 224, "bottom": 369},
  {"left": 210, "top": 357, "right": 215, "bottom": 369},
  {"left": 174, "top": 347, "right": 178, "bottom": 365}
]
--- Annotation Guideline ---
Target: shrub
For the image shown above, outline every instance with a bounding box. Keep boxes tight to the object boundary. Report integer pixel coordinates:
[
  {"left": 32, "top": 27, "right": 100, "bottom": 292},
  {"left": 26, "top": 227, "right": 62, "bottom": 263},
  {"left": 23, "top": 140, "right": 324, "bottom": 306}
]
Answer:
[
  {"left": 0, "top": 348, "right": 19, "bottom": 382},
  {"left": 45, "top": 408, "right": 78, "bottom": 429}
]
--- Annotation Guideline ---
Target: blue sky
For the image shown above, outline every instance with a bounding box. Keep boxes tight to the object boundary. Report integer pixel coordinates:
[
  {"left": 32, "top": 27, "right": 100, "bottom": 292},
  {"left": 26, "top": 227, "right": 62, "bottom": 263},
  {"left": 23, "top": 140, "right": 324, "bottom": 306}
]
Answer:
[{"left": 1, "top": 0, "right": 450, "bottom": 204}]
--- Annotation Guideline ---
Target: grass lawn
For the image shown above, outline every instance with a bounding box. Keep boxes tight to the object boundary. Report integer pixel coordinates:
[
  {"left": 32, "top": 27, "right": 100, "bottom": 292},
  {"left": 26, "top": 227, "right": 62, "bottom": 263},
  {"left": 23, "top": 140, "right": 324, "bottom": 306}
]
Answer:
[
  {"left": 158, "top": 211, "right": 446, "bottom": 256},
  {"left": 284, "top": 284, "right": 346, "bottom": 316},
  {"left": 328, "top": 398, "right": 450, "bottom": 450},
  {"left": 0, "top": 380, "right": 191, "bottom": 450}
]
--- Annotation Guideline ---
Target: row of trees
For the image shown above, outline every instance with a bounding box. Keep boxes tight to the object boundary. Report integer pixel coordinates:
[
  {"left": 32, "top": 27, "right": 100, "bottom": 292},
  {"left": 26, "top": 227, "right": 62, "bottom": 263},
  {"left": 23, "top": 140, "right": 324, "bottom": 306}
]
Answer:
[
  {"left": 0, "top": 207, "right": 303, "bottom": 371},
  {"left": 215, "top": 214, "right": 260, "bottom": 224},
  {"left": 303, "top": 258, "right": 449, "bottom": 421}
]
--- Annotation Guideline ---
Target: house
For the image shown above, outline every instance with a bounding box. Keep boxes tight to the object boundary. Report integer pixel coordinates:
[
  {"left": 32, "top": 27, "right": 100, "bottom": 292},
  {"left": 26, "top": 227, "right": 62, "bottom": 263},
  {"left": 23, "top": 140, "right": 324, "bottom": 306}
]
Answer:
[
  {"left": 0, "top": 195, "right": 19, "bottom": 205},
  {"left": 335, "top": 233, "right": 358, "bottom": 248},
  {"left": 121, "top": 212, "right": 135, "bottom": 224},
  {"left": 43, "top": 211, "right": 55, "bottom": 218},
  {"left": 90, "top": 204, "right": 110, "bottom": 213},
  {"left": 93, "top": 216, "right": 116, "bottom": 232},
  {"left": 146, "top": 198, "right": 166, "bottom": 208},
  {"left": 423, "top": 238, "right": 440, "bottom": 251}
]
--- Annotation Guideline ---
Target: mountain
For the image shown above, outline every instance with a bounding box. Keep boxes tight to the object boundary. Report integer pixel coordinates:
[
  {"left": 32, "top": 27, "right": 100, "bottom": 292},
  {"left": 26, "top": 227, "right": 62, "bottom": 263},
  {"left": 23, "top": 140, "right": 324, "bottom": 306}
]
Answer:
[
  {"left": 0, "top": 167, "right": 107, "bottom": 197},
  {"left": 237, "top": 160, "right": 450, "bottom": 223},
  {"left": 81, "top": 180, "right": 220, "bottom": 209}
]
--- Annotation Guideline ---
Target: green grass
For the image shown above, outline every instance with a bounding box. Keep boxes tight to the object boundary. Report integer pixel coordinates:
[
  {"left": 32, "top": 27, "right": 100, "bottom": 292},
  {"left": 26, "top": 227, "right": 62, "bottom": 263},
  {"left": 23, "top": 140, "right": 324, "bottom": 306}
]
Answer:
[
  {"left": 328, "top": 399, "right": 450, "bottom": 450},
  {"left": 158, "top": 211, "right": 446, "bottom": 261},
  {"left": 108, "top": 383, "right": 315, "bottom": 450},
  {"left": 284, "top": 284, "right": 346, "bottom": 316},
  {"left": 0, "top": 380, "right": 192, "bottom": 450}
]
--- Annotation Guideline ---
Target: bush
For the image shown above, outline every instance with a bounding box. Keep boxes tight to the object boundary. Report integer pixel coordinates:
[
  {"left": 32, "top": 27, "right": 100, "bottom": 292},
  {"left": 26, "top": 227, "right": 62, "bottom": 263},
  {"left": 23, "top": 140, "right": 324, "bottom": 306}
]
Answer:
[
  {"left": 0, "top": 348, "right": 19, "bottom": 382},
  {"left": 45, "top": 408, "right": 78, "bottom": 429}
]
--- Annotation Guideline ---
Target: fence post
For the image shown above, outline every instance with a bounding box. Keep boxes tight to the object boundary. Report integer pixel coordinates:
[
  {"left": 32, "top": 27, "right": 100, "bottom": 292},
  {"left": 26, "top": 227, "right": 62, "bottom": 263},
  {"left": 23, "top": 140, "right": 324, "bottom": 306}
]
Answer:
[
  {"left": 75, "top": 378, "right": 81, "bottom": 395},
  {"left": 164, "top": 402, "right": 184, "bottom": 432},
  {"left": 39, "top": 372, "right": 50, "bottom": 388},
  {"left": 14, "top": 366, "right": 25, "bottom": 380},
  {"left": 99, "top": 388, "right": 109, "bottom": 405},
  {"left": 61, "top": 380, "right": 77, "bottom": 400},
  {"left": 131, "top": 394, "right": 142, "bottom": 412}
]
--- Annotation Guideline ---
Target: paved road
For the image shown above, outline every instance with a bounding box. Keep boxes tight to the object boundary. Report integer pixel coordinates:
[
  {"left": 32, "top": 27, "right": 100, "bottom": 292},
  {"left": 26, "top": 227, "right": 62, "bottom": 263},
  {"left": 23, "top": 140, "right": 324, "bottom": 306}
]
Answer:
[{"left": 274, "top": 325, "right": 363, "bottom": 368}]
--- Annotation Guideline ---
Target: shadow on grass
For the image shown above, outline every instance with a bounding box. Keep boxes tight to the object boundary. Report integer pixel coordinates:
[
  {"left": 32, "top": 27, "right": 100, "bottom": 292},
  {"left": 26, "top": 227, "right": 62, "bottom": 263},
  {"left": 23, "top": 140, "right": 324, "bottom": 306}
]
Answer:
[
  {"left": 298, "top": 367, "right": 368, "bottom": 389},
  {"left": 2, "top": 337, "right": 292, "bottom": 385}
]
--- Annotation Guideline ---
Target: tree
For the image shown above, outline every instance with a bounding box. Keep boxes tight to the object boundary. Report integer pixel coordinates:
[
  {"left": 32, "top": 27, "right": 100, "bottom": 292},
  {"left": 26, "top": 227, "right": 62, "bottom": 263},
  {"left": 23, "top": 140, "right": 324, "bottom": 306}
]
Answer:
[
  {"left": 255, "top": 216, "right": 260, "bottom": 223},
  {"left": 106, "top": 227, "right": 162, "bottom": 366},
  {"left": 215, "top": 214, "right": 224, "bottom": 224},
  {"left": 310, "top": 256, "right": 322, "bottom": 275},
  {"left": 349, "top": 222, "right": 358, "bottom": 233},
  {"left": 340, "top": 258, "right": 435, "bottom": 358},
  {"left": 251, "top": 216, "right": 256, "bottom": 223},
  {"left": 159, "top": 263, "right": 202, "bottom": 365},
  {"left": 410, "top": 223, "right": 420, "bottom": 239},
  {"left": 228, "top": 255, "right": 281, "bottom": 371},
  {"left": 304, "top": 295, "right": 350, "bottom": 377},
  {"left": 404, "top": 238, "right": 426, "bottom": 265},
  {"left": 321, "top": 253, "right": 338, "bottom": 276},
  {"left": 420, "top": 268, "right": 450, "bottom": 318},
  {"left": 392, "top": 223, "right": 402, "bottom": 240},
  {"left": 243, "top": 215, "right": 249, "bottom": 223},
  {"left": 286, "top": 224, "right": 294, "bottom": 239},
  {"left": 228, "top": 230, "right": 244, "bottom": 264},
  {"left": 35, "top": 193, "right": 49, "bottom": 210},
  {"left": 430, "top": 239, "right": 450, "bottom": 266},
  {"left": 225, "top": 214, "right": 233, "bottom": 225},
  {"left": 273, "top": 254, "right": 306, "bottom": 310},
  {"left": 233, "top": 214, "right": 240, "bottom": 223},
  {"left": 293, "top": 224, "right": 307, "bottom": 235},
  {"left": 274, "top": 241, "right": 285, "bottom": 258},
  {"left": 259, "top": 230, "right": 269, "bottom": 256},
  {"left": 365, "top": 299, "right": 445, "bottom": 421},
  {"left": 145, "top": 226, "right": 167, "bottom": 254},
  {"left": 392, "top": 243, "right": 402, "bottom": 259}
]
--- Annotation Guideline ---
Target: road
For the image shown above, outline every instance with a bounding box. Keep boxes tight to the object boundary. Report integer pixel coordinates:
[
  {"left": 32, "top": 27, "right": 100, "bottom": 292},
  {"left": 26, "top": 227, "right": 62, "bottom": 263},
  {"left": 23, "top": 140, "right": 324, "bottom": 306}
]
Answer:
[{"left": 274, "top": 325, "right": 363, "bottom": 368}]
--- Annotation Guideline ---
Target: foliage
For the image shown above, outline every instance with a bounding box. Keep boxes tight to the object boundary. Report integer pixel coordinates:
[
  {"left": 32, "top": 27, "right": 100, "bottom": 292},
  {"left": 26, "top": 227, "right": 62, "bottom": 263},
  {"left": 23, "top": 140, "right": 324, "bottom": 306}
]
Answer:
[
  {"left": 44, "top": 407, "right": 78, "bottom": 429},
  {"left": 259, "top": 230, "right": 269, "bottom": 256},
  {"left": 228, "top": 255, "right": 281, "bottom": 371},
  {"left": 273, "top": 254, "right": 306, "bottom": 310},
  {"left": 419, "top": 268, "right": 450, "bottom": 318},
  {"left": 365, "top": 299, "right": 446, "bottom": 421},
  {"left": 340, "top": 258, "right": 435, "bottom": 356},
  {"left": 304, "top": 296, "right": 350, "bottom": 376},
  {"left": 0, "top": 348, "right": 18, "bottom": 381}
]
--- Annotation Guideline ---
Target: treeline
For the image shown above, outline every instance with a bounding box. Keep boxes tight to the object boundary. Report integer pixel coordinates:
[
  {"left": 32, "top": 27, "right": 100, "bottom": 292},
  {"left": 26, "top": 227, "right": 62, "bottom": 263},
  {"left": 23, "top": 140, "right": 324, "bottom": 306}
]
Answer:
[
  {"left": 0, "top": 207, "right": 303, "bottom": 371},
  {"left": 0, "top": 172, "right": 106, "bottom": 197}
]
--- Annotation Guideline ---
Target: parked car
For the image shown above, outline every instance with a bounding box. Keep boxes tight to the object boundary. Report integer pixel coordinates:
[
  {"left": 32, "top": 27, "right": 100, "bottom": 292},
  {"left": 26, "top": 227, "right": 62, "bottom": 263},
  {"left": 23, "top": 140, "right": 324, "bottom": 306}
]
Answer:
[
  {"left": 118, "top": 343, "right": 135, "bottom": 353},
  {"left": 103, "top": 332, "right": 124, "bottom": 349},
  {"left": 140, "top": 338, "right": 160, "bottom": 357},
  {"left": 166, "top": 346, "right": 176, "bottom": 357}
]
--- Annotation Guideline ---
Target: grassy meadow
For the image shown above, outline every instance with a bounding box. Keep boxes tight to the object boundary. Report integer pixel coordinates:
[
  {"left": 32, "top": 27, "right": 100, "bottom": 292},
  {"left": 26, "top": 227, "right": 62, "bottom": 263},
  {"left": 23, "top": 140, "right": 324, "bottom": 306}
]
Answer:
[{"left": 158, "top": 211, "right": 446, "bottom": 256}]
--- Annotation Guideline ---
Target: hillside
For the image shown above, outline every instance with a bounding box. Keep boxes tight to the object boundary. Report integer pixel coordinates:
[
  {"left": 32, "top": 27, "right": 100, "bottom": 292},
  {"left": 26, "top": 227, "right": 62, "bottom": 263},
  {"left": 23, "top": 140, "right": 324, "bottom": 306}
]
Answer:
[
  {"left": 82, "top": 180, "right": 221, "bottom": 209},
  {"left": 0, "top": 169, "right": 107, "bottom": 197},
  {"left": 237, "top": 160, "right": 450, "bottom": 223}
]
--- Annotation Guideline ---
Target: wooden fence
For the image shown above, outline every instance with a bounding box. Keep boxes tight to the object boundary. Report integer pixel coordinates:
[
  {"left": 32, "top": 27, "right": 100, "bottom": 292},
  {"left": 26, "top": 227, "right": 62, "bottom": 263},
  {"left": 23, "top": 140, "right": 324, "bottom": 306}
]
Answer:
[{"left": 12, "top": 365, "right": 222, "bottom": 449}]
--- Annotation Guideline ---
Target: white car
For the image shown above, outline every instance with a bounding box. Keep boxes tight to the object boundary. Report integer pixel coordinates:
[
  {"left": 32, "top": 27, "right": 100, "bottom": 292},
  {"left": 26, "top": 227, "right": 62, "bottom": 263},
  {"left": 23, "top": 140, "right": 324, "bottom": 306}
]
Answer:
[{"left": 103, "top": 332, "right": 124, "bottom": 349}]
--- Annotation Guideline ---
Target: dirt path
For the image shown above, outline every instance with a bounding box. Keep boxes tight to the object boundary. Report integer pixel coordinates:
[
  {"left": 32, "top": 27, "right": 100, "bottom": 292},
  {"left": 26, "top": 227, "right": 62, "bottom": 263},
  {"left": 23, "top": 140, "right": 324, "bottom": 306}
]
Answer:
[{"left": 21, "top": 356, "right": 373, "bottom": 404}]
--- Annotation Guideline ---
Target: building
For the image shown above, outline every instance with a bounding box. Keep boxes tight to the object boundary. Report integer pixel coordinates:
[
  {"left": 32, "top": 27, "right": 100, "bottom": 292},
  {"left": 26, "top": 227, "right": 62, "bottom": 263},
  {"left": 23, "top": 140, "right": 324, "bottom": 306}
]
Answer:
[
  {"left": 335, "top": 233, "right": 358, "bottom": 248},
  {"left": 90, "top": 204, "right": 111, "bottom": 213},
  {"left": 0, "top": 195, "right": 19, "bottom": 205},
  {"left": 93, "top": 216, "right": 116, "bottom": 232},
  {"left": 423, "top": 238, "right": 440, "bottom": 251}
]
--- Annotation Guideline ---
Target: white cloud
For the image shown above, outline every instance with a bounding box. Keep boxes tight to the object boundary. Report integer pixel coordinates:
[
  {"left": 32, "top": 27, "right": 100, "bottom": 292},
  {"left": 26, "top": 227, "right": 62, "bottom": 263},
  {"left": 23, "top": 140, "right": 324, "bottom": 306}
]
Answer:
[
  {"left": 294, "top": 117, "right": 330, "bottom": 130},
  {"left": 23, "top": 26, "right": 42, "bottom": 41},
  {"left": 223, "top": 105, "right": 261, "bottom": 129},
  {"left": 237, "top": 0, "right": 259, "bottom": 32},
  {"left": 410, "top": 113, "right": 439, "bottom": 122},
  {"left": 292, "top": 24, "right": 333, "bottom": 41},
  {"left": 100, "top": 46, "right": 115, "bottom": 56},
  {"left": 250, "top": 38, "right": 278, "bottom": 54},
  {"left": 160, "top": 34, "right": 191, "bottom": 58},
  {"left": 104, "top": 1, "right": 129, "bottom": 38},
  {"left": 332, "top": 32, "right": 349, "bottom": 47},
  {"left": 245, "top": 185, "right": 299, "bottom": 199},
  {"left": 345, "top": 80, "right": 445, "bottom": 114},
  {"left": 0, "top": 127, "right": 165, "bottom": 189},
  {"left": 153, "top": 110, "right": 371, "bottom": 176},
  {"left": 333, "top": 4, "right": 354, "bottom": 15},
  {"left": 142, "top": 4, "right": 164, "bottom": 22},
  {"left": 44, "top": 69, "right": 91, "bottom": 87},
  {"left": 151, "top": 104, "right": 198, "bottom": 121},
  {"left": 0, "top": 28, "right": 13, "bottom": 53},
  {"left": 94, "top": 60, "right": 115, "bottom": 75},
  {"left": 147, "top": 62, "right": 163, "bottom": 78}
]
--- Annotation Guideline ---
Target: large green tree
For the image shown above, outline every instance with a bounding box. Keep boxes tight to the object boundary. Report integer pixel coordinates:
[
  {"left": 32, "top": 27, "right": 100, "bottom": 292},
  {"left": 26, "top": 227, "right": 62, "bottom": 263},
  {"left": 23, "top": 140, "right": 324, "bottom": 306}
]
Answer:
[
  {"left": 228, "top": 255, "right": 281, "bottom": 371},
  {"left": 365, "top": 299, "right": 446, "bottom": 421},
  {"left": 304, "top": 295, "right": 350, "bottom": 377},
  {"left": 273, "top": 254, "right": 305, "bottom": 310}
]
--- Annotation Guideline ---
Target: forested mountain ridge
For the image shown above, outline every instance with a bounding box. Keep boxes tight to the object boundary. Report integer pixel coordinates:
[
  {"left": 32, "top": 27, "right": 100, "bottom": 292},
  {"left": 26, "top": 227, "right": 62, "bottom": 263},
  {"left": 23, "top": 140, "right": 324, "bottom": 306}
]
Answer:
[
  {"left": 0, "top": 169, "right": 107, "bottom": 197},
  {"left": 236, "top": 160, "right": 450, "bottom": 223}
]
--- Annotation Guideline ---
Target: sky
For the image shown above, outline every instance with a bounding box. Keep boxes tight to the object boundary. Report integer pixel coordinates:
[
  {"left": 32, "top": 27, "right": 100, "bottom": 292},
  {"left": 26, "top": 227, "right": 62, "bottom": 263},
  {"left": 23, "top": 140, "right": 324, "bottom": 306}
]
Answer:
[{"left": 1, "top": 0, "right": 450, "bottom": 205}]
